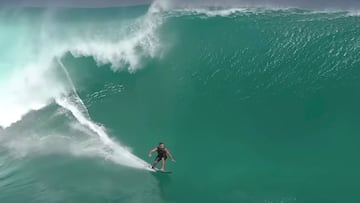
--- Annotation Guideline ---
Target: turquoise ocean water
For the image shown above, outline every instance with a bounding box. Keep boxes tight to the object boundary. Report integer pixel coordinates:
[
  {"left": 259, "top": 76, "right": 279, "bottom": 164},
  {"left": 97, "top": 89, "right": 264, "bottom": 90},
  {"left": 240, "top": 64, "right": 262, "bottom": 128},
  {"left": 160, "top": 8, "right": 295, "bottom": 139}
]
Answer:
[{"left": 0, "top": 2, "right": 360, "bottom": 203}]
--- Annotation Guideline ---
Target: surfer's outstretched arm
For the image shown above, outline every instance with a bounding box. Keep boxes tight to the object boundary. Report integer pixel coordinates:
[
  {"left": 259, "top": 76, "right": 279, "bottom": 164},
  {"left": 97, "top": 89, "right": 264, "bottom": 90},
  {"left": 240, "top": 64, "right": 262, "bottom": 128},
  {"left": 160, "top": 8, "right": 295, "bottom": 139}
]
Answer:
[
  {"left": 148, "top": 147, "right": 157, "bottom": 157},
  {"left": 166, "top": 148, "right": 176, "bottom": 162}
]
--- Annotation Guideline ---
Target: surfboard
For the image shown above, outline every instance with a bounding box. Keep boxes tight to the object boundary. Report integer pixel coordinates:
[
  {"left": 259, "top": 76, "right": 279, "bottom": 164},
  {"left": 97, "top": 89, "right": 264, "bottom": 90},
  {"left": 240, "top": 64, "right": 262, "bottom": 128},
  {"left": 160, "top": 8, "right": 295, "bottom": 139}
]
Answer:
[
  {"left": 149, "top": 166, "right": 172, "bottom": 174},
  {"left": 156, "top": 170, "right": 172, "bottom": 174}
]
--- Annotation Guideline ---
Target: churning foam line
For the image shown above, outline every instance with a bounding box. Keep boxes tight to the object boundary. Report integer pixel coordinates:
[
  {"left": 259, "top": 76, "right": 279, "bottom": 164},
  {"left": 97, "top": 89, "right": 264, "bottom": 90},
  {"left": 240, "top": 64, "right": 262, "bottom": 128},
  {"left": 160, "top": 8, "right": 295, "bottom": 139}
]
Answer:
[
  {"left": 56, "top": 59, "right": 153, "bottom": 171},
  {"left": 170, "top": 8, "right": 249, "bottom": 17}
]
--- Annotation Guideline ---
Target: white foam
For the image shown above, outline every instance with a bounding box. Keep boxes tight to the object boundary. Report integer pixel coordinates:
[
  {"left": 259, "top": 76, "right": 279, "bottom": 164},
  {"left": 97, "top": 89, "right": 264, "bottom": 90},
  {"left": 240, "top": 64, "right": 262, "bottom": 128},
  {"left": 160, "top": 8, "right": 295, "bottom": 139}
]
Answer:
[
  {"left": 63, "top": 6, "right": 164, "bottom": 72},
  {"left": 0, "top": 1, "right": 164, "bottom": 128},
  {"left": 148, "top": 0, "right": 173, "bottom": 14},
  {"left": 0, "top": 61, "right": 67, "bottom": 128},
  {"left": 0, "top": 1, "right": 164, "bottom": 170},
  {"left": 348, "top": 10, "right": 360, "bottom": 16},
  {"left": 56, "top": 96, "right": 152, "bottom": 170},
  {"left": 175, "top": 8, "right": 249, "bottom": 17},
  {"left": 0, "top": 61, "right": 153, "bottom": 170}
]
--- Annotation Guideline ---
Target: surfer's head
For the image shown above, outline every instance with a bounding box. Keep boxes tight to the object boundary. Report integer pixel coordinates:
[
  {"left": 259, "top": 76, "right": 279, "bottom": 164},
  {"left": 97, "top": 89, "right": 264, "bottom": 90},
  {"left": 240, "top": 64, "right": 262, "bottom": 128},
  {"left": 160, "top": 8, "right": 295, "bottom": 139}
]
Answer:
[{"left": 159, "top": 142, "right": 165, "bottom": 148}]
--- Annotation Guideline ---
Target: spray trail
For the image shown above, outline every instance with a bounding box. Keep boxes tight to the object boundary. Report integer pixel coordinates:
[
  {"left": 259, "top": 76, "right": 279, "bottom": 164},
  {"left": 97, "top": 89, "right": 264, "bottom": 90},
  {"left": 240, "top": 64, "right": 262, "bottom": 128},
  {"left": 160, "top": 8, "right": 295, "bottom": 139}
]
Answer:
[{"left": 56, "top": 59, "right": 153, "bottom": 171}]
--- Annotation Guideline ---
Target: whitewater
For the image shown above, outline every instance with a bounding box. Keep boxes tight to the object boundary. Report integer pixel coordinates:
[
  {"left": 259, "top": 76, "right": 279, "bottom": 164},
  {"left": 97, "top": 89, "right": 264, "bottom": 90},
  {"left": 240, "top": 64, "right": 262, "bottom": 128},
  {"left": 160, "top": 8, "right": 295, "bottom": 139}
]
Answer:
[{"left": 0, "top": 1, "right": 168, "bottom": 170}]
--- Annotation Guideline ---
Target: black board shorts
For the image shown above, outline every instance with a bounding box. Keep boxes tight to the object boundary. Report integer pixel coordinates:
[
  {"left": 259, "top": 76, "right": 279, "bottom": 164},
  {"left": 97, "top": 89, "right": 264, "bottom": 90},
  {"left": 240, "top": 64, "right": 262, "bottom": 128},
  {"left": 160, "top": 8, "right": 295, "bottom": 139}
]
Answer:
[{"left": 155, "top": 155, "right": 167, "bottom": 162}]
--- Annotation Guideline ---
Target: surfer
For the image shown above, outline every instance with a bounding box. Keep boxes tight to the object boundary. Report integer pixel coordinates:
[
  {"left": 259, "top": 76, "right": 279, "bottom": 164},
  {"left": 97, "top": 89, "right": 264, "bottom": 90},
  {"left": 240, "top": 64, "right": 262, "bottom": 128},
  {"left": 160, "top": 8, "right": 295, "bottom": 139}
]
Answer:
[{"left": 148, "top": 142, "right": 176, "bottom": 171}]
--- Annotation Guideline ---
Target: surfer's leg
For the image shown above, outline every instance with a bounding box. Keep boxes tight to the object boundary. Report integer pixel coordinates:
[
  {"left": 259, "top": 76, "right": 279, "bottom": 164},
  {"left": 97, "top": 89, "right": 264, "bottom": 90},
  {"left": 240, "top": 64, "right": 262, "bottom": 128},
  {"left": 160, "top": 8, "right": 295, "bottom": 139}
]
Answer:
[
  {"left": 160, "top": 157, "right": 165, "bottom": 171},
  {"left": 152, "top": 156, "right": 160, "bottom": 168}
]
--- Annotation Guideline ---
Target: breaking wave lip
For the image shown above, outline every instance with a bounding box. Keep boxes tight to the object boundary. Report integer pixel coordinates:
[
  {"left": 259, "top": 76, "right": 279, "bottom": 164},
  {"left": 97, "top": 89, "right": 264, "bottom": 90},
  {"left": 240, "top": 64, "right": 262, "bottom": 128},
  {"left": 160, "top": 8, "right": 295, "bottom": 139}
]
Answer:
[
  {"left": 67, "top": 12, "right": 162, "bottom": 72},
  {"left": 0, "top": 0, "right": 167, "bottom": 129},
  {"left": 348, "top": 11, "right": 360, "bottom": 16},
  {"left": 159, "top": 0, "right": 360, "bottom": 12},
  {"left": 164, "top": 6, "right": 360, "bottom": 18},
  {"left": 167, "top": 8, "right": 249, "bottom": 17}
]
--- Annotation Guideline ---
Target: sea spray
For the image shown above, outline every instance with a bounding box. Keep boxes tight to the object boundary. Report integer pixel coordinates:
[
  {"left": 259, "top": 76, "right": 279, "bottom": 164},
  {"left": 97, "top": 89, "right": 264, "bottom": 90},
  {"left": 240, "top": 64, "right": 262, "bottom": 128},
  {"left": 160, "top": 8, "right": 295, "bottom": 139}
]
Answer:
[
  {"left": 0, "top": 3, "right": 164, "bottom": 128},
  {"left": 55, "top": 97, "right": 153, "bottom": 170}
]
